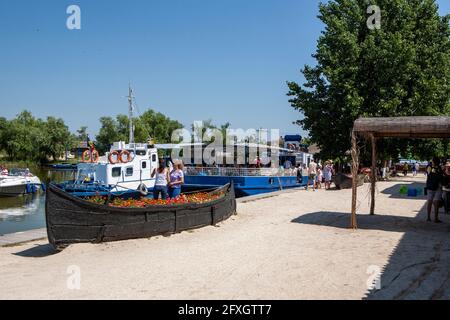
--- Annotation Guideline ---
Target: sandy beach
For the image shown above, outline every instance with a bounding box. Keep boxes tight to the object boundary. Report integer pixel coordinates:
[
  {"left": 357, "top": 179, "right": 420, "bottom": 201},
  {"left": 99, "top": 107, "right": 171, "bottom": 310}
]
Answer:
[{"left": 1, "top": 176, "right": 449, "bottom": 300}]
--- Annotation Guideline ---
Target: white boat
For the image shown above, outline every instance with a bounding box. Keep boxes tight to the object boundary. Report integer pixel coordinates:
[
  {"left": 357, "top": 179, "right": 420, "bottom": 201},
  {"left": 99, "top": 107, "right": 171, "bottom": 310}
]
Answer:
[
  {"left": 0, "top": 169, "right": 42, "bottom": 197},
  {"left": 56, "top": 87, "right": 159, "bottom": 197}
]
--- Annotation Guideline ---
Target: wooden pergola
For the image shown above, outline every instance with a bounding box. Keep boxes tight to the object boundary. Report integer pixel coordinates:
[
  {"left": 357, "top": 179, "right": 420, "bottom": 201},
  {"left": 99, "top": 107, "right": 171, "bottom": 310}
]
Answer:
[{"left": 350, "top": 116, "right": 450, "bottom": 229}]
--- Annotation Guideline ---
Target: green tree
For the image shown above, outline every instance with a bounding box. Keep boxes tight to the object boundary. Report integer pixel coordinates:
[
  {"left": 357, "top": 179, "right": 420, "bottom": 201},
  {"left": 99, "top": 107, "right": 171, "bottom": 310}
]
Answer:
[
  {"left": 76, "top": 126, "right": 89, "bottom": 141},
  {"left": 41, "top": 116, "right": 74, "bottom": 161},
  {"left": 95, "top": 117, "right": 126, "bottom": 153},
  {"left": 287, "top": 0, "right": 450, "bottom": 162},
  {"left": 95, "top": 110, "right": 183, "bottom": 153},
  {"left": 140, "top": 110, "right": 183, "bottom": 144}
]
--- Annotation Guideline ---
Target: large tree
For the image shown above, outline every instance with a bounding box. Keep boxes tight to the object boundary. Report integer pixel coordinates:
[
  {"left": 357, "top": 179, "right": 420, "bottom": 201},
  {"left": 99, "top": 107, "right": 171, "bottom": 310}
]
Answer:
[
  {"left": 95, "top": 110, "right": 183, "bottom": 153},
  {"left": 0, "top": 111, "right": 74, "bottom": 162},
  {"left": 287, "top": 0, "right": 449, "bottom": 162}
]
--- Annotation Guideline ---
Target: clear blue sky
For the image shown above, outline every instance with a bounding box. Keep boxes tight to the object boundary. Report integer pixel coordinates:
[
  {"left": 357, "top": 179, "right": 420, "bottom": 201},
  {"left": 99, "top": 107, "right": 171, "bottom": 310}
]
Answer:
[{"left": 0, "top": 0, "right": 448, "bottom": 138}]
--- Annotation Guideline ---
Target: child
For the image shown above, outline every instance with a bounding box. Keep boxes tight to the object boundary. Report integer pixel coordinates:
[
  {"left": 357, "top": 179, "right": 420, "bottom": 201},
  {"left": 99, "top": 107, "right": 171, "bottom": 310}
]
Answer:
[{"left": 316, "top": 165, "right": 323, "bottom": 189}]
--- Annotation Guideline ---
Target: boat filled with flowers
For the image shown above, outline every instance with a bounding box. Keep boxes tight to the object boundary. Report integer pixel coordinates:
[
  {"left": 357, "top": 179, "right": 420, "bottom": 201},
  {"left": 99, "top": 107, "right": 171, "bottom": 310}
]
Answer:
[
  {"left": 86, "top": 191, "right": 226, "bottom": 208},
  {"left": 45, "top": 182, "right": 236, "bottom": 251}
]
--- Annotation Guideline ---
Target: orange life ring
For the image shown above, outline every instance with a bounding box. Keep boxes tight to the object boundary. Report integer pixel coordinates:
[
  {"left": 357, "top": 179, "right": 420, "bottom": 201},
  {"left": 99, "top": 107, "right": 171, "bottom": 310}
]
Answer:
[
  {"left": 91, "top": 150, "right": 99, "bottom": 163},
  {"left": 82, "top": 150, "right": 91, "bottom": 163},
  {"left": 119, "top": 150, "right": 132, "bottom": 163},
  {"left": 109, "top": 150, "right": 120, "bottom": 164},
  {"left": 83, "top": 149, "right": 100, "bottom": 163}
]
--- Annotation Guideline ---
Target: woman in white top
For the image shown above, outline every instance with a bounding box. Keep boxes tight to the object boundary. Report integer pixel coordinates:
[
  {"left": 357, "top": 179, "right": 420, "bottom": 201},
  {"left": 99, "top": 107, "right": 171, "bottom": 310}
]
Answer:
[{"left": 151, "top": 158, "right": 170, "bottom": 200}]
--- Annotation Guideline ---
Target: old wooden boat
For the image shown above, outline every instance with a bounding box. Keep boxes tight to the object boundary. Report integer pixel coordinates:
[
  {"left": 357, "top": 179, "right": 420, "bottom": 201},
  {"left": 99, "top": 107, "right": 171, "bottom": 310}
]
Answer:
[
  {"left": 45, "top": 182, "right": 236, "bottom": 250},
  {"left": 333, "top": 173, "right": 365, "bottom": 189}
]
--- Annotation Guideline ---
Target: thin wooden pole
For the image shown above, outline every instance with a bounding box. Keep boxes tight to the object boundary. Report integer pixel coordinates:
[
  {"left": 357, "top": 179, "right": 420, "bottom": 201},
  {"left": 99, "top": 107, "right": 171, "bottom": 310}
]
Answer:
[
  {"left": 350, "top": 130, "right": 358, "bottom": 229},
  {"left": 370, "top": 134, "right": 376, "bottom": 215}
]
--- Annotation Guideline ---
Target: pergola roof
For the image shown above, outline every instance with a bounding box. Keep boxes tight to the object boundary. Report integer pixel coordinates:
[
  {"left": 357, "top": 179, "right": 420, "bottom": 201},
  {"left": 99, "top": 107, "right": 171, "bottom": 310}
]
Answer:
[{"left": 353, "top": 116, "right": 450, "bottom": 138}]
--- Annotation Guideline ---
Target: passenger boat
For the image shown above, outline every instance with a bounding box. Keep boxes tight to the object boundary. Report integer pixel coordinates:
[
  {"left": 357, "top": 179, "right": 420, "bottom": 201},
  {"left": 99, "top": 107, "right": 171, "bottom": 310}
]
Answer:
[
  {"left": 183, "top": 166, "right": 306, "bottom": 197},
  {"left": 0, "top": 169, "right": 42, "bottom": 197},
  {"left": 46, "top": 182, "right": 236, "bottom": 250}
]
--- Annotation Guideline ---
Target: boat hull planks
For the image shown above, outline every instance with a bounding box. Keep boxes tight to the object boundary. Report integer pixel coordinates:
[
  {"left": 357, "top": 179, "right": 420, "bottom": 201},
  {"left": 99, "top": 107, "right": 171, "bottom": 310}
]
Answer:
[{"left": 45, "top": 183, "right": 236, "bottom": 250}]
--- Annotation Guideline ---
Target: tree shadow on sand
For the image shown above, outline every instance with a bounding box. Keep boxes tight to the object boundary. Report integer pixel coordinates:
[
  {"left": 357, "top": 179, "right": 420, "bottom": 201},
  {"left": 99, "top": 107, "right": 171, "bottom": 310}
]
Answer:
[{"left": 292, "top": 204, "right": 450, "bottom": 299}]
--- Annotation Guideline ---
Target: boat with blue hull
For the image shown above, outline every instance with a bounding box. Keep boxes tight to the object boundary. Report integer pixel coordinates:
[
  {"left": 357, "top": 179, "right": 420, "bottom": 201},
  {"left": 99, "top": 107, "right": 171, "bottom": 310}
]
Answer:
[{"left": 183, "top": 167, "right": 308, "bottom": 197}]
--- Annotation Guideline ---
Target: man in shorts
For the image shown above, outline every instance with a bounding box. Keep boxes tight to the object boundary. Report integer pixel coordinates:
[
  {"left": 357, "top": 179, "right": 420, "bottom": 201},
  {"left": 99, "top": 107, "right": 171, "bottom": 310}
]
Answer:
[{"left": 426, "top": 157, "right": 444, "bottom": 223}]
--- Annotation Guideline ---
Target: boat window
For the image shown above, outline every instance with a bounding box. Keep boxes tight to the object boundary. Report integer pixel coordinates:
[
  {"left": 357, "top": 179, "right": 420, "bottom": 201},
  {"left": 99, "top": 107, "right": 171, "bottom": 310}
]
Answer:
[
  {"left": 125, "top": 167, "right": 133, "bottom": 176},
  {"left": 152, "top": 154, "right": 157, "bottom": 162},
  {"left": 112, "top": 167, "right": 121, "bottom": 177},
  {"left": 142, "top": 161, "right": 147, "bottom": 169},
  {"left": 136, "top": 150, "right": 146, "bottom": 156}
]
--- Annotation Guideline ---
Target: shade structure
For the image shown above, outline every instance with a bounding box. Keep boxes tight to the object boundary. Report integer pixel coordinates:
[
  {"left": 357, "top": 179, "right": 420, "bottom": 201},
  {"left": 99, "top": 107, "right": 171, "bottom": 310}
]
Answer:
[
  {"left": 353, "top": 116, "right": 450, "bottom": 138},
  {"left": 350, "top": 116, "right": 450, "bottom": 229}
]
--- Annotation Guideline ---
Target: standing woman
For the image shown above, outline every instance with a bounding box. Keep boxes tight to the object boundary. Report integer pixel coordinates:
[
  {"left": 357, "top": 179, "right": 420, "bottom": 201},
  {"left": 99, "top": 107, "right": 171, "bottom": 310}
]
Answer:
[
  {"left": 152, "top": 158, "right": 169, "bottom": 200},
  {"left": 323, "top": 161, "right": 333, "bottom": 190},
  {"left": 169, "top": 160, "right": 185, "bottom": 198}
]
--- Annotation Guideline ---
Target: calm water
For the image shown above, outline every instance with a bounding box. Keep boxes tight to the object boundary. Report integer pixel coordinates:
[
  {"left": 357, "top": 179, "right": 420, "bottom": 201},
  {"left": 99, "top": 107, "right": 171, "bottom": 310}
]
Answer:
[{"left": 0, "top": 167, "right": 75, "bottom": 235}]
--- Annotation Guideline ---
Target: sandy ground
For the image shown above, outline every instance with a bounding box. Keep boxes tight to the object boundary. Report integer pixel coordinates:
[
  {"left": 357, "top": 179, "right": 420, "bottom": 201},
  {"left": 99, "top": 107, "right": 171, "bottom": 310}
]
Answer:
[{"left": 1, "top": 176, "right": 449, "bottom": 300}]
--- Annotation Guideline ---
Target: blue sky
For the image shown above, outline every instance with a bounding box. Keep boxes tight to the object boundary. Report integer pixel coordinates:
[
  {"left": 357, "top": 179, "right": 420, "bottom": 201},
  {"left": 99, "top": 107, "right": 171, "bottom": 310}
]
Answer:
[{"left": 0, "top": 0, "right": 448, "bottom": 138}]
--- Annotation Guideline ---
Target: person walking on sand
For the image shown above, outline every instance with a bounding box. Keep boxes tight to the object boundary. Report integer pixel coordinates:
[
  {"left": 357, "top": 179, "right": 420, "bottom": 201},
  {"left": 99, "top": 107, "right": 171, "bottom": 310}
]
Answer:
[
  {"left": 316, "top": 165, "right": 323, "bottom": 189},
  {"left": 412, "top": 161, "right": 420, "bottom": 177},
  {"left": 403, "top": 162, "right": 409, "bottom": 176},
  {"left": 323, "top": 161, "right": 333, "bottom": 190},
  {"left": 301, "top": 164, "right": 309, "bottom": 189},
  {"left": 426, "top": 157, "right": 444, "bottom": 223},
  {"left": 307, "top": 159, "right": 318, "bottom": 191}
]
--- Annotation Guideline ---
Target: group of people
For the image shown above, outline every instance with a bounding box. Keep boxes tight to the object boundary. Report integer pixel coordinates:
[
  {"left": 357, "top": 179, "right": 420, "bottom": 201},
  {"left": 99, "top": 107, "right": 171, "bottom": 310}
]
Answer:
[
  {"left": 402, "top": 162, "right": 422, "bottom": 177},
  {"left": 426, "top": 157, "right": 450, "bottom": 223},
  {"left": 151, "top": 158, "right": 185, "bottom": 200},
  {"left": 295, "top": 159, "right": 335, "bottom": 191}
]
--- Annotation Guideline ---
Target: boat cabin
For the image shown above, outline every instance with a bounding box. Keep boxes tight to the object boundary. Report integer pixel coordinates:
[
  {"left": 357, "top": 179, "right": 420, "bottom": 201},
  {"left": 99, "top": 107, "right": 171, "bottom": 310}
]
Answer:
[{"left": 74, "top": 141, "right": 158, "bottom": 193}]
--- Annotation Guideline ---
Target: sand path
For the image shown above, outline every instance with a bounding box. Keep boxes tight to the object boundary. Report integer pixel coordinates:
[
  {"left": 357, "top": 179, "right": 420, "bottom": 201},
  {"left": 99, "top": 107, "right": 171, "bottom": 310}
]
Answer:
[{"left": 1, "top": 176, "right": 449, "bottom": 299}]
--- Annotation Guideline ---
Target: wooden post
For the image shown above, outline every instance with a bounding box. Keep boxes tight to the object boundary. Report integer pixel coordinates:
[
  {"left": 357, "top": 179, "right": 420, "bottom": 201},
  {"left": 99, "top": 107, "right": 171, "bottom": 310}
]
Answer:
[
  {"left": 350, "top": 130, "right": 358, "bottom": 229},
  {"left": 370, "top": 134, "right": 376, "bottom": 215}
]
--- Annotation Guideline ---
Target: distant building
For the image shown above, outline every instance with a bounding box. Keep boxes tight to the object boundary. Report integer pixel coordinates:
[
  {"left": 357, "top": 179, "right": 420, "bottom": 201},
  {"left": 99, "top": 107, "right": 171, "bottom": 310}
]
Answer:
[{"left": 72, "top": 141, "right": 89, "bottom": 159}]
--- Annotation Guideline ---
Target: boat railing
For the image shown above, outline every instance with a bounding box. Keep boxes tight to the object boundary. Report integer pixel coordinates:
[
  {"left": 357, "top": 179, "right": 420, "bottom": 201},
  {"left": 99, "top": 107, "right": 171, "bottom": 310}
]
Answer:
[
  {"left": 184, "top": 166, "right": 297, "bottom": 177},
  {"left": 126, "top": 143, "right": 148, "bottom": 149}
]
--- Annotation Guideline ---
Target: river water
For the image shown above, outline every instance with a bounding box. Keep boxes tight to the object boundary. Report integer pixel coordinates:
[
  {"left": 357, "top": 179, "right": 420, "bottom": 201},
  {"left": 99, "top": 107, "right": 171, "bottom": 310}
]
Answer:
[{"left": 0, "top": 167, "right": 75, "bottom": 235}]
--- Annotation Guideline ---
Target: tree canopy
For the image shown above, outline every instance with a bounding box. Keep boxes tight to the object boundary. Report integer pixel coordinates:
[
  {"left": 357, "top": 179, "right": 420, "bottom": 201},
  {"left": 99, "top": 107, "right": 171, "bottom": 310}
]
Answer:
[
  {"left": 287, "top": 0, "right": 449, "bottom": 162},
  {"left": 0, "top": 111, "right": 75, "bottom": 162},
  {"left": 95, "top": 109, "right": 183, "bottom": 153}
]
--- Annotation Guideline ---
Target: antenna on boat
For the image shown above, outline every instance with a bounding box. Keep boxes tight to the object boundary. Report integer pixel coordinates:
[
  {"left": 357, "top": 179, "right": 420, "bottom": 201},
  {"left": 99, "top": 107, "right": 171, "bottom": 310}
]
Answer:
[{"left": 128, "top": 84, "right": 134, "bottom": 144}]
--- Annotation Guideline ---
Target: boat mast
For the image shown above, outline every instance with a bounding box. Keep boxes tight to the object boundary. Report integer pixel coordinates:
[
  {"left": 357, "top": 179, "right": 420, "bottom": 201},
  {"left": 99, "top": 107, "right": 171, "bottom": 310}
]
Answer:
[{"left": 128, "top": 85, "right": 134, "bottom": 144}]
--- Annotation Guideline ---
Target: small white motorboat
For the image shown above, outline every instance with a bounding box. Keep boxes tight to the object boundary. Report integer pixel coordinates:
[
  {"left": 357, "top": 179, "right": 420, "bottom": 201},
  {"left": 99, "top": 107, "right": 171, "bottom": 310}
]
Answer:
[{"left": 0, "top": 169, "right": 42, "bottom": 197}]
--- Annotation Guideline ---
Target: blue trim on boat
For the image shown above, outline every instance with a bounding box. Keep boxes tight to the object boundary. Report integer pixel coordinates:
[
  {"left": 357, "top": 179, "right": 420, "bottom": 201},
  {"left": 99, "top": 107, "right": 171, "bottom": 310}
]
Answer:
[{"left": 184, "top": 175, "right": 308, "bottom": 197}]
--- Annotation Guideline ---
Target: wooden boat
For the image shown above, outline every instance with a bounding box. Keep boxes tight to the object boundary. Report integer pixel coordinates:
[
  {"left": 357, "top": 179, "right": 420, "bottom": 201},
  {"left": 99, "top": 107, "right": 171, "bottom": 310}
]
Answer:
[
  {"left": 333, "top": 173, "right": 365, "bottom": 189},
  {"left": 45, "top": 183, "right": 236, "bottom": 250}
]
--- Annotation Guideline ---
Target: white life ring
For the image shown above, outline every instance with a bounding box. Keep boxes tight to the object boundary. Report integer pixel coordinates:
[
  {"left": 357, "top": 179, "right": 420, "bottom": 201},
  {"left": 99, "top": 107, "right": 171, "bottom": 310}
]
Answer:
[{"left": 137, "top": 183, "right": 148, "bottom": 196}]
